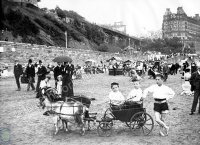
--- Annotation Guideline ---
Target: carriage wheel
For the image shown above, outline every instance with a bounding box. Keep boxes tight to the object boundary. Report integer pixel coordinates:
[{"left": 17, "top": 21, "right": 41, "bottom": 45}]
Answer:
[
  {"left": 130, "top": 112, "right": 154, "bottom": 136},
  {"left": 125, "top": 122, "right": 130, "bottom": 127},
  {"left": 97, "top": 122, "right": 113, "bottom": 137}
]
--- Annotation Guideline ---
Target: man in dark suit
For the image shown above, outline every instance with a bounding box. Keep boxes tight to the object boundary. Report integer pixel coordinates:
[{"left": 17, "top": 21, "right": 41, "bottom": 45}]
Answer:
[
  {"left": 53, "top": 62, "right": 63, "bottom": 88},
  {"left": 189, "top": 63, "right": 200, "bottom": 115},
  {"left": 163, "top": 62, "right": 169, "bottom": 82},
  {"left": 13, "top": 60, "right": 23, "bottom": 91},
  {"left": 26, "top": 59, "right": 35, "bottom": 91},
  {"left": 68, "top": 61, "right": 74, "bottom": 79},
  {"left": 36, "top": 60, "right": 47, "bottom": 94}
]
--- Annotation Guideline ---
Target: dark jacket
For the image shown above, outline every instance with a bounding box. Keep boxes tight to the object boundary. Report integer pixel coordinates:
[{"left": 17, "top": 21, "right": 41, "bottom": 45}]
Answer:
[
  {"left": 62, "top": 64, "right": 74, "bottom": 79},
  {"left": 37, "top": 65, "right": 47, "bottom": 80},
  {"left": 68, "top": 64, "right": 74, "bottom": 79},
  {"left": 14, "top": 64, "right": 23, "bottom": 76},
  {"left": 26, "top": 64, "right": 35, "bottom": 77},
  {"left": 54, "top": 65, "right": 63, "bottom": 80},
  {"left": 190, "top": 71, "right": 200, "bottom": 92},
  {"left": 163, "top": 65, "right": 169, "bottom": 73}
]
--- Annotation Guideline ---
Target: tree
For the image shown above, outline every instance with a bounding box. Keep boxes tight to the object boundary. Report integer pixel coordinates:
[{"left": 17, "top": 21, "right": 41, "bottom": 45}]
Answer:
[{"left": 55, "top": 6, "right": 66, "bottom": 19}]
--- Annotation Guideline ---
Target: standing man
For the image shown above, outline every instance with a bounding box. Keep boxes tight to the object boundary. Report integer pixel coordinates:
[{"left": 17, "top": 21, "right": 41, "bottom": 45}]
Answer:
[
  {"left": 68, "top": 61, "right": 74, "bottom": 79},
  {"left": 36, "top": 60, "right": 47, "bottom": 97},
  {"left": 53, "top": 62, "right": 63, "bottom": 88},
  {"left": 113, "top": 63, "right": 117, "bottom": 76},
  {"left": 142, "top": 74, "right": 175, "bottom": 136},
  {"left": 163, "top": 62, "right": 169, "bottom": 82},
  {"left": 189, "top": 63, "right": 200, "bottom": 115},
  {"left": 13, "top": 59, "right": 23, "bottom": 91},
  {"left": 26, "top": 59, "right": 35, "bottom": 91}
]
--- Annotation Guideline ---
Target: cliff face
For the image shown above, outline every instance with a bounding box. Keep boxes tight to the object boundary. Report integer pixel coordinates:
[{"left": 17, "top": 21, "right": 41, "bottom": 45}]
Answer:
[
  {"left": 1, "top": 0, "right": 123, "bottom": 53},
  {"left": 0, "top": 1, "right": 90, "bottom": 49}
]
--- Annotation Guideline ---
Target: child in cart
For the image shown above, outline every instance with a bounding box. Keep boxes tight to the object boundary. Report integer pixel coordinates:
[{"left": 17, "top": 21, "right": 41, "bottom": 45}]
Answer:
[
  {"left": 108, "top": 82, "right": 125, "bottom": 110},
  {"left": 123, "top": 79, "right": 143, "bottom": 109}
]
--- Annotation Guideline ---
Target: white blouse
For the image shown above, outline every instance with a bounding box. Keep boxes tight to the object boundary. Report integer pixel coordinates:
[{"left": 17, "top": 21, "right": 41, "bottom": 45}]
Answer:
[{"left": 143, "top": 84, "right": 175, "bottom": 100}]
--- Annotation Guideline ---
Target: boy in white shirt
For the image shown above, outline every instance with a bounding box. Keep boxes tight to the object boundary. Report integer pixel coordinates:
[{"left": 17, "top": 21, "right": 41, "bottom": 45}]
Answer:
[
  {"left": 124, "top": 79, "right": 143, "bottom": 109},
  {"left": 127, "top": 80, "right": 143, "bottom": 102},
  {"left": 108, "top": 82, "right": 125, "bottom": 110},
  {"left": 142, "top": 74, "right": 175, "bottom": 136}
]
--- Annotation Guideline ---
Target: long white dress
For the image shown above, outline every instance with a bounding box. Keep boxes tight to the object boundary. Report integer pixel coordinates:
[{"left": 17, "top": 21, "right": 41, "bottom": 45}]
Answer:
[{"left": 181, "top": 72, "right": 193, "bottom": 95}]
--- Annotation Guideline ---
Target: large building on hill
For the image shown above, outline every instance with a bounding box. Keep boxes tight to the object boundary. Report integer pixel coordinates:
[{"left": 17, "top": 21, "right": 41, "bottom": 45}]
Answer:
[
  {"left": 8, "top": 0, "right": 40, "bottom": 6},
  {"left": 162, "top": 7, "right": 200, "bottom": 53}
]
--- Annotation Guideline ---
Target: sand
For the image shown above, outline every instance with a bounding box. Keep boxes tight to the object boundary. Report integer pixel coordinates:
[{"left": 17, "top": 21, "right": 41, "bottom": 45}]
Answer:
[{"left": 0, "top": 72, "right": 200, "bottom": 145}]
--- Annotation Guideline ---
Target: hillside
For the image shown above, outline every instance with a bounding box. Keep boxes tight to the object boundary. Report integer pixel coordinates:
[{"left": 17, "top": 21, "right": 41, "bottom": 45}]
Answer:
[{"left": 1, "top": 0, "right": 122, "bottom": 53}]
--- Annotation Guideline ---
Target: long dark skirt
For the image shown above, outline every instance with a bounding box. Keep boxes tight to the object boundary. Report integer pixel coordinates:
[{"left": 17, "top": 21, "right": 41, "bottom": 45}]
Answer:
[{"left": 62, "top": 75, "right": 74, "bottom": 101}]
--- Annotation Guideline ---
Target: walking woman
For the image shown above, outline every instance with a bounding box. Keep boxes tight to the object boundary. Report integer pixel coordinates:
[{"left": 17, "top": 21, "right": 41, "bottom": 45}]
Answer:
[{"left": 142, "top": 74, "right": 175, "bottom": 136}]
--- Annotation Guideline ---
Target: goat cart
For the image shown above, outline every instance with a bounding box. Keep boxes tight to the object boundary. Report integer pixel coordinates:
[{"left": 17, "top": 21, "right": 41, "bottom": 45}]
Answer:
[{"left": 96, "top": 102, "right": 154, "bottom": 137}]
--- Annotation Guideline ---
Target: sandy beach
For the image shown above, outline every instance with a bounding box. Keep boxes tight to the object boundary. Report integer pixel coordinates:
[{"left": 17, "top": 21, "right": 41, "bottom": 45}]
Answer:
[{"left": 0, "top": 72, "right": 200, "bottom": 145}]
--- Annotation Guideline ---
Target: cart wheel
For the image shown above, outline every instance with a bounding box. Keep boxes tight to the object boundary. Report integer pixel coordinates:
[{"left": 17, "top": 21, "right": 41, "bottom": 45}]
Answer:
[
  {"left": 97, "top": 122, "right": 112, "bottom": 137},
  {"left": 125, "top": 122, "right": 130, "bottom": 127},
  {"left": 130, "top": 112, "right": 154, "bottom": 136}
]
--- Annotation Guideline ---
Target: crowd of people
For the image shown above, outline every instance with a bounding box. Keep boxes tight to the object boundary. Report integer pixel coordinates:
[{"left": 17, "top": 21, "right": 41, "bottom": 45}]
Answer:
[{"left": 13, "top": 59, "right": 75, "bottom": 102}]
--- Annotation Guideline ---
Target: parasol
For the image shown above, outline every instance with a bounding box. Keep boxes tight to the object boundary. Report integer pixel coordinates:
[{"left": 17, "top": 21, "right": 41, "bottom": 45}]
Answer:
[{"left": 53, "top": 56, "right": 72, "bottom": 63}]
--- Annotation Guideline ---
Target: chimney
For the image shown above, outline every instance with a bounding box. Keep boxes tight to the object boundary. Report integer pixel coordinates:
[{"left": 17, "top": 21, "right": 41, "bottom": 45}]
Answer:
[
  {"left": 164, "top": 8, "right": 171, "bottom": 15},
  {"left": 177, "top": 7, "right": 185, "bottom": 14}
]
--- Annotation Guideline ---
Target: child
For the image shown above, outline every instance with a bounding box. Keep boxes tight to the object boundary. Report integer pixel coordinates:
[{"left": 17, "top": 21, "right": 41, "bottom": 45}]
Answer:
[
  {"left": 127, "top": 79, "right": 143, "bottom": 102},
  {"left": 108, "top": 82, "right": 125, "bottom": 109},
  {"left": 124, "top": 79, "right": 143, "bottom": 109},
  {"left": 142, "top": 74, "right": 175, "bottom": 136},
  {"left": 36, "top": 75, "right": 51, "bottom": 99},
  {"left": 56, "top": 75, "right": 62, "bottom": 98},
  {"left": 40, "top": 75, "right": 51, "bottom": 94}
]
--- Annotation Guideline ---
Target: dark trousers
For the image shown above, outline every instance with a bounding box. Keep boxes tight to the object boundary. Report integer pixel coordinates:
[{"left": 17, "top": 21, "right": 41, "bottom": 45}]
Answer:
[
  {"left": 27, "top": 77, "right": 35, "bottom": 91},
  {"left": 54, "top": 79, "right": 58, "bottom": 88},
  {"left": 36, "top": 77, "right": 42, "bottom": 92},
  {"left": 191, "top": 91, "right": 200, "bottom": 113},
  {"left": 163, "top": 73, "right": 168, "bottom": 81},
  {"left": 113, "top": 68, "right": 116, "bottom": 76},
  {"left": 15, "top": 75, "right": 21, "bottom": 89}
]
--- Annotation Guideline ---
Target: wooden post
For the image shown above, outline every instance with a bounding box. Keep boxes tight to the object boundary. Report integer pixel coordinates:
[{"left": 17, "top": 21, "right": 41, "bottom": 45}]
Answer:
[{"left": 65, "top": 31, "right": 67, "bottom": 48}]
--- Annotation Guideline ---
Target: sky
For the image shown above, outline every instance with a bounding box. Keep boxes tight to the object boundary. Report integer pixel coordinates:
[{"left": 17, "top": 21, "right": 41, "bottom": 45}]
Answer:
[{"left": 38, "top": 0, "right": 200, "bottom": 37}]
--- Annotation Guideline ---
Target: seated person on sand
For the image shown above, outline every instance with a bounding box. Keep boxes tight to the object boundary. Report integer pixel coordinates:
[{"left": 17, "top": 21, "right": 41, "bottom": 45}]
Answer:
[
  {"left": 108, "top": 82, "right": 125, "bottom": 110},
  {"left": 123, "top": 79, "right": 143, "bottom": 109},
  {"left": 40, "top": 75, "right": 51, "bottom": 94}
]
